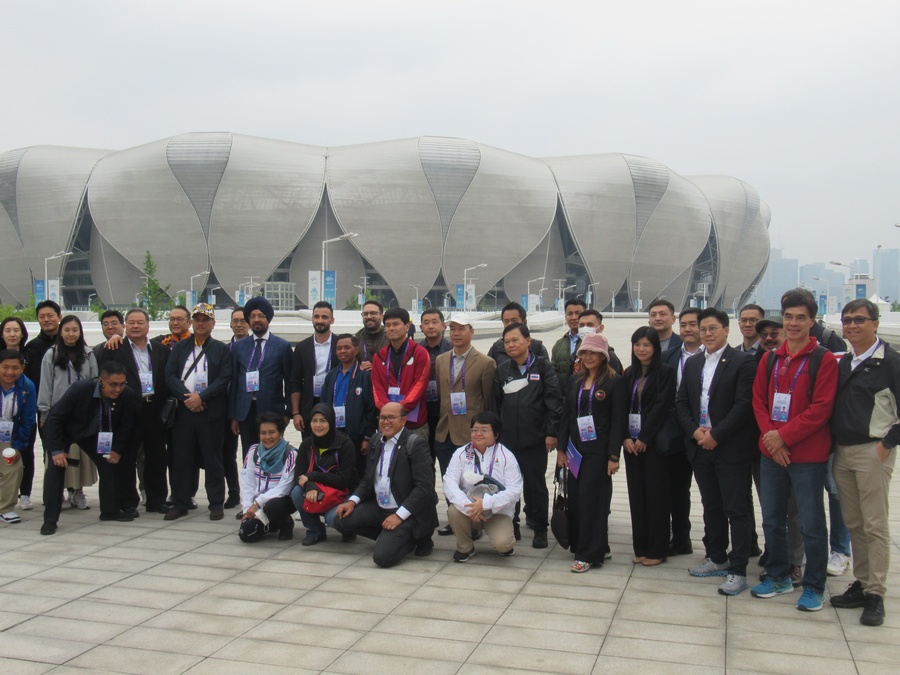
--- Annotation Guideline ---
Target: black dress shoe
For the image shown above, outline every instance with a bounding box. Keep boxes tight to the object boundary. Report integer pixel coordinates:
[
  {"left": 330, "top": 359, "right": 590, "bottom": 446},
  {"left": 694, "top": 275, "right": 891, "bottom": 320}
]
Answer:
[
  {"left": 532, "top": 531, "right": 548, "bottom": 549},
  {"left": 235, "top": 511, "right": 244, "bottom": 520},
  {"left": 146, "top": 505, "right": 169, "bottom": 514},
  {"left": 415, "top": 538, "right": 434, "bottom": 557},
  {"left": 278, "top": 519, "right": 294, "bottom": 541},
  {"left": 302, "top": 532, "right": 327, "bottom": 546},
  {"left": 122, "top": 507, "right": 140, "bottom": 519},
  {"left": 437, "top": 524, "right": 453, "bottom": 536},
  {"left": 224, "top": 494, "right": 241, "bottom": 509},
  {"left": 209, "top": 509, "right": 224, "bottom": 521},
  {"left": 99, "top": 511, "right": 134, "bottom": 522},
  {"left": 164, "top": 508, "right": 188, "bottom": 521},
  {"left": 40, "top": 522, "right": 57, "bottom": 535}
]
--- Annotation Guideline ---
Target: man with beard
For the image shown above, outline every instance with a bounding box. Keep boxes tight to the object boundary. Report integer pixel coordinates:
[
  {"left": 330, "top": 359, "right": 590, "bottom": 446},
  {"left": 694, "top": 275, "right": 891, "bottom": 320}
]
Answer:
[
  {"left": 291, "top": 301, "right": 338, "bottom": 437},
  {"left": 355, "top": 300, "right": 389, "bottom": 372}
]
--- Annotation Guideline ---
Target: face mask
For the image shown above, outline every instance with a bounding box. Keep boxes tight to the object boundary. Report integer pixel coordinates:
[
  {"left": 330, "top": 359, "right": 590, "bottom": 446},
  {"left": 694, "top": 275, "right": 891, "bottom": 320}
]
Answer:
[{"left": 578, "top": 328, "right": 596, "bottom": 340}]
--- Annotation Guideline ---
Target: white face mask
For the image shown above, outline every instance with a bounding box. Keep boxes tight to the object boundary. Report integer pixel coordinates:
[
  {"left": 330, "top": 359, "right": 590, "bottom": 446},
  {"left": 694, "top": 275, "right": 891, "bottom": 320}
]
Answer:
[{"left": 578, "top": 328, "right": 597, "bottom": 340}]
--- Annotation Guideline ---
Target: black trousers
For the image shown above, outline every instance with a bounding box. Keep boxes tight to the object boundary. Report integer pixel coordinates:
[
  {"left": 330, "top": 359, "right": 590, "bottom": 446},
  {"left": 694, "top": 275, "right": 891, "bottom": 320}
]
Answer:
[
  {"left": 43, "top": 445, "right": 121, "bottom": 524},
  {"left": 749, "top": 457, "right": 761, "bottom": 554},
  {"left": 20, "top": 424, "right": 38, "bottom": 497},
  {"left": 238, "top": 400, "right": 259, "bottom": 459},
  {"left": 221, "top": 419, "right": 240, "bottom": 499},
  {"left": 512, "top": 444, "right": 549, "bottom": 532},
  {"left": 624, "top": 447, "right": 672, "bottom": 559},
  {"left": 691, "top": 450, "right": 752, "bottom": 576},
  {"left": 138, "top": 399, "right": 169, "bottom": 511},
  {"left": 334, "top": 501, "right": 416, "bottom": 568},
  {"left": 669, "top": 450, "right": 694, "bottom": 547},
  {"left": 239, "top": 495, "right": 296, "bottom": 542},
  {"left": 171, "top": 409, "right": 225, "bottom": 511},
  {"left": 568, "top": 454, "right": 612, "bottom": 565}
]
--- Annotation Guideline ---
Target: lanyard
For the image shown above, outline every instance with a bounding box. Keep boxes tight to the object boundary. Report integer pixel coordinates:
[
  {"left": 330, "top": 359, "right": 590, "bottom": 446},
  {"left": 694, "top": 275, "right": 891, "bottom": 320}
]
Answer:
[
  {"left": 579, "top": 379, "right": 598, "bottom": 416},
  {"left": 378, "top": 438, "right": 395, "bottom": 477},
  {"left": 66, "top": 362, "right": 83, "bottom": 385},
  {"left": 1, "top": 387, "right": 17, "bottom": 420},
  {"left": 333, "top": 362, "right": 358, "bottom": 405},
  {"left": 630, "top": 376, "right": 644, "bottom": 414},
  {"left": 385, "top": 340, "right": 411, "bottom": 386},
  {"left": 517, "top": 351, "right": 535, "bottom": 374},
  {"left": 98, "top": 400, "right": 113, "bottom": 433},
  {"left": 450, "top": 352, "right": 466, "bottom": 391},
  {"left": 468, "top": 443, "right": 498, "bottom": 477},
  {"left": 248, "top": 338, "right": 266, "bottom": 371},
  {"left": 192, "top": 345, "right": 207, "bottom": 372},
  {"left": 774, "top": 356, "right": 809, "bottom": 393}
]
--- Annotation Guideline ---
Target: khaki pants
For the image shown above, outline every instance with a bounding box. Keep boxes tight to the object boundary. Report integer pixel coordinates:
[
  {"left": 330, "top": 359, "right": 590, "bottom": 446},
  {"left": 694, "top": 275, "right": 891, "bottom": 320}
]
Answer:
[
  {"left": 833, "top": 442, "right": 896, "bottom": 597},
  {"left": 447, "top": 504, "right": 514, "bottom": 554},
  {"left": 0, "top": 442, "right": 23, "bottom": 513}
]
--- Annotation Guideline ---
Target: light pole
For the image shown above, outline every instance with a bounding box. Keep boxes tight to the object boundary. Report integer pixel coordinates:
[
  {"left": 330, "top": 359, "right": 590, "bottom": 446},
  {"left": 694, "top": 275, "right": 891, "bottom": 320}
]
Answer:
[
  {"left": 410, "top": 284, "right": 419, "bottom": 313},
  {"left": 610, "top": 290, "right": 617, "bottom": 318},
  {"left": 463, "top": 264, "right": 486, "bottom": 311},
  {"left": 559, "top": 284, "right": 575, "bottom": 310},
  {"left": 322, "top": 232, "right": 358, "bottom": 275},
  {"left": 208, "top": 286, "right": 221, "bottom": 305},
  {"left": 88, "top": 293, "right": 97, "bottom": 308},
  {"left": 190, "top": 270, "right": 208, "bottom": 305},
  {"left": 813, "top": 276, "right": 830, "bottom": 322},
  {"left": 44, "top": 250, "right": 73, "bottom": 301},
  {"left": 586, "top": 281, "right": 603, "bottom": 309},
  {"left": 875, "top": 244, "right": 883, "bottom": 297},
  {"left": 526, "top": 276, "right": 544, "bottom": 313},
  {"left": 360, "top": 276, "right": 369, "bottom": 296},
  {"left": 634, "top": 280, "right": 642, "bottom": 311},
  {"left": 537, "top": 287, "right": 548, "bottom": 312}
]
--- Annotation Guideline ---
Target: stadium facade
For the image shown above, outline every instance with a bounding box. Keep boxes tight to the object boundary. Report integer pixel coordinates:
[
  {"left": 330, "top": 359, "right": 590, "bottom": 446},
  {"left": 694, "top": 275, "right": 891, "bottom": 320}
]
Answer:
[{"left": 0, "top": 133, "right": 770, "bottom": 312}]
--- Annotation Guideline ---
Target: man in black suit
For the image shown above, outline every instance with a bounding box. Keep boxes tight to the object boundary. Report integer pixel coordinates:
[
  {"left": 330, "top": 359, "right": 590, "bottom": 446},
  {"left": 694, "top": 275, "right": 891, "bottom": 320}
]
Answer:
[
  {"left": 648, "top": 298, "right": 683, "bottom": 352},
  {"left": 676, "top": 307, "right": 757, "bottom": 596},
  {"left": 163, "top": 304, "right": 233, "bottom": 521},
  {"left": 334, "top": 402, "right": 438, "bottom": 567},
  {"left": 97, "top": 308, "right": 169, "bottom": 516},
  {"left": 290, "top": 301, "right": 338, "bottom": 437},
  {"left": 41, "top": 361, "right": 138, "bottom": 535}
]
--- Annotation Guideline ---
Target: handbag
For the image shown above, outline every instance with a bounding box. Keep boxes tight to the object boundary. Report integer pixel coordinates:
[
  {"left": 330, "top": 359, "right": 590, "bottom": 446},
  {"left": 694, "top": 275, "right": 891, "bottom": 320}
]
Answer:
[
  {"left": 301, "top": 448, "right": 349, "bottom": 514},
  {"left": 160, "top": 344, "right": 207, "bottom": 428},
  {"left": 550, "top": 466, "right": 571, "bottom": 550}
]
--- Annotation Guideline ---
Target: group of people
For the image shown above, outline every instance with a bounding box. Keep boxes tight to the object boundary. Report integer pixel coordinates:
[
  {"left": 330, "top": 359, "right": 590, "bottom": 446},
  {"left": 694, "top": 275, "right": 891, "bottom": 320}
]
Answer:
[{"left": 0, "top": 289, "right": 894, "bottom": 628}]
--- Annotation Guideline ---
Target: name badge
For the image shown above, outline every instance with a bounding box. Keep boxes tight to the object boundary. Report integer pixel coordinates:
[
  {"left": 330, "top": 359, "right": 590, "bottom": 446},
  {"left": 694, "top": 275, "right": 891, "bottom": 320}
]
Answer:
[
  {"left": 628, "top": 413, "right": 641, "bottom": 439},
  {"left": 699, "top": 396, "right": 710, "bottom": 427},
  {"left": 98, "top": 431, "right": 114, "bottom": 456},
  {"left": 377, "top": 477, "right": 392, "bottom": 507},
  {"left": 577, "top": 415, "right": 597, "bottom": 442},
  {"left": 772, "top": 392, "right": 791, "bottom": 422},
  {"left": 194, "top": 371, "right": 208, "bottom": 393},
  {"left": 0, "top": 420, "right": 13, "bottom": 443},
  {"left": 334, "top": 405, "right": 347, "bottom": 428},
  {"left": 246, "top": 370, "right": 260, "bottom": 392},
  {"left": 388, "top": 386, "right": 401, "bottom": 402},
  {"left": 426, "top": 379, "right": 438, "bottom": 402},
  {"left": 139, "top": 372, "right": 154, "bottom": 395},
  {"left": 450, "top": 391, "right": 467, "bottom": 416},
  {"left": 313, "top": 373, "right": 326, "bottom": 397}
]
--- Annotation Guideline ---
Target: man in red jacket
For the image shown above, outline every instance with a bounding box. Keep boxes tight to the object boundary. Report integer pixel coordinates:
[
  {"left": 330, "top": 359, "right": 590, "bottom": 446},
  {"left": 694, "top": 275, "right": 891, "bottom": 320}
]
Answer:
[
  {"left": 750, "top": 288, "right": 839, "bottom": 612},
  {"left": 372, "top": 308, "right": 431, "bottom": 440}
]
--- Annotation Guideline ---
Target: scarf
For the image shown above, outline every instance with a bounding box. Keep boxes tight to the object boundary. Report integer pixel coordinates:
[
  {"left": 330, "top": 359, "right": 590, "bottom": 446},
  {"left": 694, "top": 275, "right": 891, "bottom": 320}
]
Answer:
[{"left": 259, "top": 437, "right": 290, "bottom": 474}]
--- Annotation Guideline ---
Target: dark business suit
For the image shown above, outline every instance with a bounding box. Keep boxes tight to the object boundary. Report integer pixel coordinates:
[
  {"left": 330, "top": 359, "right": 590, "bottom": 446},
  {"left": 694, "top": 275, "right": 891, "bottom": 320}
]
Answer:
[
  {"left": 228, "top": 333, "right": 293, "bottom": 455},
  {"left": 334, "top": 428, "right": 439, "bottom": 567},
  {"left": 662, "top": 344, "right": 696, "bottom": 551},
  {"left": 676, "top": 345, "right": 757, "bottom": 575},
  {"left": 97, "top": 340, "right": 169, "bottom": 512},
  {"left": 42, "top": 379, "right": 138, "bottom": 524},
  {"left": 321, "top": 363, "right": 377, "bottom": 477},
  {"left": 166, "top": 337, "right": 232, "bottom": 512},
  {"left": 290, "top": 334, "right": 338, "bottom": 435}
]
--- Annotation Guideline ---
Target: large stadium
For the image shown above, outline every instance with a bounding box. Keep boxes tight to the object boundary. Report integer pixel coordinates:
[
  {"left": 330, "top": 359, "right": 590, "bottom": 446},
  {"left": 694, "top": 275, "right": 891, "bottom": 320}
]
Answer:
[{"left": 0, "top": 133, "right": 770, "bottom": 312}]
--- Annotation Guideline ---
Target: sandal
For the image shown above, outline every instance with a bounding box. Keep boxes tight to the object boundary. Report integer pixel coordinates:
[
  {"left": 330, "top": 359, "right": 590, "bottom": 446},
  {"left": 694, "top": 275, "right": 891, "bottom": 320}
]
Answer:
[{"left": 570, "top": 560, "right": 592, "bottom": 573}]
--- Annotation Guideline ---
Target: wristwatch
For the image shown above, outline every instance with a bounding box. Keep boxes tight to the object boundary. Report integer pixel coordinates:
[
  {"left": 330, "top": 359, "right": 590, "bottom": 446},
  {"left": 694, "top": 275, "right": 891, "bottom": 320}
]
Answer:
[{"left": 609, "top": 456, "right": 620, "bottom": 463}]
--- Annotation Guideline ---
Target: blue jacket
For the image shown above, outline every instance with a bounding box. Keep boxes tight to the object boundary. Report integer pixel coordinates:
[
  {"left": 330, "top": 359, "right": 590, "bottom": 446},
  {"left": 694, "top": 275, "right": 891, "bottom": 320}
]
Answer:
[
  {"left": 320, "top": 363, "right": 377, "bottom": 446},
  {"left": 228, "top": 333, "right": 293, "bottom": 421},
  {"left": 2, "top": 375, "right": 37, "bottom": 450}
]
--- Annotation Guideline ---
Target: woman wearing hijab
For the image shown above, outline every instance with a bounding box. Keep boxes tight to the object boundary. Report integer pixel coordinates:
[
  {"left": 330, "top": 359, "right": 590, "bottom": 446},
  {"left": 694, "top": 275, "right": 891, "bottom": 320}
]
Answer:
[
  {"left": 293, "top": 402, "right": 357, "bottom": 546},
  {"left": 238, "top": 411, "right": 298, "bottom": 542},
  {"left": 558, "top": 333, "right": 625, "bottom": 572},
  {"left": 622, "top": 326, "right": 676, "bottom": 567},
  {"left": 38, "top": 315, "right": 98, "bottom": 510}
]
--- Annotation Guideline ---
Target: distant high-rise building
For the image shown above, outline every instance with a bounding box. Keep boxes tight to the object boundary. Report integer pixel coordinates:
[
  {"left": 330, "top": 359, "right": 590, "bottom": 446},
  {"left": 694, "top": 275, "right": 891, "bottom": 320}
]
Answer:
[
  {"left": 757, "top": 248, "right": 798, "bottom": 310},
  {"left": 874, "top": 248, "right": 900, "bottom": 303}
]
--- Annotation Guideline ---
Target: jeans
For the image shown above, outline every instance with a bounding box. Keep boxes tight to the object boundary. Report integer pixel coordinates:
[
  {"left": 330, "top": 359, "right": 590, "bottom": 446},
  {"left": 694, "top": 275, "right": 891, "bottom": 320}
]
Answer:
[
  {"left": 826, "top": 454, "right": 851, "bottom": 556},
  {"left": 291, "top": 484, "right": 339, "bottom": 536},
  {"left": 759, "top": 455, "right": 828, "bottom": 593}
]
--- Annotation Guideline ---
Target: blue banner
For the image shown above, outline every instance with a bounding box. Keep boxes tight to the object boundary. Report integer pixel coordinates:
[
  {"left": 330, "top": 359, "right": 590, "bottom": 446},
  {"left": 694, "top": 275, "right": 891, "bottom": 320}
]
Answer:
[
  {"left": 34, "top": 280, "right": 46, "bottom": 305},
  {"left": 521, "top": 293, "right": 528, "bottom": 310},
  {"left": 456, "top": 284, "right": 464, "bottom": 308},
  {"left": 856, "top": 284, "right": 866, "bottom": 299},
  {"left": 323, "top": 270, "right": 336, "bottom": 305},
  {"left": 819, "top": 294, "right": 827, "bottom": 315}
]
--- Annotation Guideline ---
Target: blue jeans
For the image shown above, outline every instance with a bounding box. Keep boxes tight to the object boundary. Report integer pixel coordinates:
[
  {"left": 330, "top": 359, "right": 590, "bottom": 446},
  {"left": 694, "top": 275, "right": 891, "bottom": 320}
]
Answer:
[
  {"left": 291, "top": 485, "right": 339, "bottom": 536},
  {"left": 826, "top": 454, "right": 851, "bottom": 556},
  {"left": 759, "top": 455, "right": 828, "bottom": 593}
]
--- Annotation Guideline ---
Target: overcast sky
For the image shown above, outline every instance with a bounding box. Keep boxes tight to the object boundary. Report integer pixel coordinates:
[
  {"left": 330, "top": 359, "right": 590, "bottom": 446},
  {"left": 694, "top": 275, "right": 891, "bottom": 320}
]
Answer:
[{"left": 3, "top": 1, "right": 898, "bottom": 271}]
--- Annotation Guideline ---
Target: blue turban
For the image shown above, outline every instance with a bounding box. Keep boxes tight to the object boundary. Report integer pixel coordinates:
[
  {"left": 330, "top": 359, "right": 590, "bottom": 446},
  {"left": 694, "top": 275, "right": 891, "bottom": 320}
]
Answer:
[{"left": 243, "top": 297, "right": 274, "bottom": 323}]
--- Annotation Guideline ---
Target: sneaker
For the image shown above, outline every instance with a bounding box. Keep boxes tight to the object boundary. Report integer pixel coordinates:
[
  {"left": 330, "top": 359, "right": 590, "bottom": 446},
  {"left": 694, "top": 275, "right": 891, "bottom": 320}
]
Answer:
[
  {"left": 571, "top": 560, "right": 592, "bottom": 573},
  {"left": 751, "top": 576, "right": 794, "bottom": 598},
  {"left": 0, "top": 512, "right": 22, "bottom": 524},
  {"left": 453, "top": 549, "right": 475, "bottom": 563},
  {"left": 827, "top": 551, "right": 850, "bottom": 576},
  {"left": 437, "top": 524, "right": 453, "bottom": 536},
  {"left": 796, "top": 588, "right": 825, "bottom": 612},
  {"left": 790, "top": 564, "right": 803, "bottom": 588},
  {"left": 831, "top": 580, "right": 867, "bottom": 609},
  {"left": 689, "top": 558, "right": 729, "bottom": 577},
  {"left": 860, "top": 594, "right": 885, "bottom": 626},
  {"left": 19, "top": 495, "right": 33, "bottom": 510},
  {"left": 718, "top": 574, "right": 749, "bottom": 596},
  {"left": 72, "top": 491, "right": 89, "bottom": 510},
  {"left": 499, "top": 548, "right": 514, "bottom": 557}
]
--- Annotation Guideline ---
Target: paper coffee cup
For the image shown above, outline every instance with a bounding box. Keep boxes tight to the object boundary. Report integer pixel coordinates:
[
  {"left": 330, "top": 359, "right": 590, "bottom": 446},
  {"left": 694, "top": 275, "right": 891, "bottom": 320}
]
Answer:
[{"left": 2, "top": 448, "right": 17, "bottom": 465}]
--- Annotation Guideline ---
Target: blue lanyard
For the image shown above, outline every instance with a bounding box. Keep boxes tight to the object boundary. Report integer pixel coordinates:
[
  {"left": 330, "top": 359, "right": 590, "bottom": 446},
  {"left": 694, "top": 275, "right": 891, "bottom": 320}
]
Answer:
[
  {"left": 774, "top": 356, "right": 809, "bottom": 394},
  {"left": 450, "top": 352, "right": 466, "bottom": 391},
  {"left": 518, "top": 351, "right": 535, "bottom": 374},
  {"left": 333, "top": 362, "right": 358, "bottom": 406},
  {"left": 467, "top": 443, "right": 498, "bottom": 477},
  {"left": 385, "top": 341, "right": 411, "bottom": 386},
  {"left": 66, "top": 362, "right": 83, "bottom": 385},
  {"left": 579, "top": 379, "right": 598, "bottom": 416}
]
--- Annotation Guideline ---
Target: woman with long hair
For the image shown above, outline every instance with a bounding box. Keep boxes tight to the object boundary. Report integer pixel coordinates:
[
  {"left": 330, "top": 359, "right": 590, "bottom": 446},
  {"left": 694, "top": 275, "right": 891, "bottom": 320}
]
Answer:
[
  {"left": 622, "top": 326, "right": 676, "bottom": 567},
  {"left": 0, "top": 317, "right": 28, "bottom": 352},
  {"left": 558, "top": 333, "right": 625, "bottom": 572},
  {"left": 38, "top": 315, "right": 98, "bottom": 510}
]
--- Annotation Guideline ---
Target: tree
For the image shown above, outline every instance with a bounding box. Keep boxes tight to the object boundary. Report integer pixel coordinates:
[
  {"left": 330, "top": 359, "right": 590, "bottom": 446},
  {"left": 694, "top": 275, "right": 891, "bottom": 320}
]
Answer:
[
  {"left": 90, "top": 295, "right": 106, "bottom": 320},
  {"left": 139, "top": 251, "right": 173, "bottom": 320}
]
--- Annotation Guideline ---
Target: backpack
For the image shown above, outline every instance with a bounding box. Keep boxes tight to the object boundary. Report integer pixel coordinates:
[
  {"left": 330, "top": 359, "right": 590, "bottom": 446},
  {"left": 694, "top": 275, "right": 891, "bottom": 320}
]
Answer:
[{"left": 764, "top": 345, "right": 827, "bottom": 397}]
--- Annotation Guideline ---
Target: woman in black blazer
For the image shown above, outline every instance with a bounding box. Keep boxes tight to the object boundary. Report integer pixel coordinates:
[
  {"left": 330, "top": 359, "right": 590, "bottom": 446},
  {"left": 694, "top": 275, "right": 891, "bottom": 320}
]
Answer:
[{"left": 622, "top": 327, "right": 676, "bottom": 566}]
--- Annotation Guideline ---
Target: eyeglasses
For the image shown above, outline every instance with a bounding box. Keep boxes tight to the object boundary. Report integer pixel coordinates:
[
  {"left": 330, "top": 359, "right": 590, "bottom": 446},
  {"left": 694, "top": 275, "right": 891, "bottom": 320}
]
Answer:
[
  {"left": 378, "top": 415, "right": 404, "bottom": 422},
  {"left": 759, "top": 330, "right": 781, "bottom": 339},
  {"left": 699, "top": 326, "right": 722, "bottom": 335},
  {"left": 100, "top": 378, "right": 127, "bottom": 390},
  {"left": 738, "top": 317, "right": 760, "bottom": 325},
  {"left": 362, "top": 311, "right": 381, "bottom": 318},
  {"left": 841, "top": 316, "right": 874, "bottom": 326},
  {"left": 470, "top": 428, "right": 492, "bottom": 436}
]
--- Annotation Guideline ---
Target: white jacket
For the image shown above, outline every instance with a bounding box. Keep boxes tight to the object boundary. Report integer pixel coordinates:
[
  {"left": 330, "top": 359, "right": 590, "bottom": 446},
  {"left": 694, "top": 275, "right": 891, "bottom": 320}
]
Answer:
[{"left": 442, "top": 442, "right": 522, "bottom": 519}]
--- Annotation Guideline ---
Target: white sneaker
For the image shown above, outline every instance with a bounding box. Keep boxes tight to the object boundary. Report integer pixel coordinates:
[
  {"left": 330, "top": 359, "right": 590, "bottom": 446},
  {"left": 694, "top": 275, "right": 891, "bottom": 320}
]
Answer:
[
  {"left": 0, "top": 511, "right": 22, "bottom": 523},
  {"left": 19, "top": 495, "right": 33, "bottom": 510},
  {"left": 72, "top": 491, "right": 89, "bottom": 510},
  {"left": 827, "top": 551, "right": 850, "bottom": 576}
]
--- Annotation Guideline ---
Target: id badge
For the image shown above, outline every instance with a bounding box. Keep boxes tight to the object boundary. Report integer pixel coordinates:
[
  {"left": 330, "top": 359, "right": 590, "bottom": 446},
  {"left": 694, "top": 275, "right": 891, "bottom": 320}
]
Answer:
[
  {"left": 194, "top": 371, "right": 208, "bottom": 393},
  {"left": 377, "top": 477, "right": 392, "bottom": 507},
  {"left": 450, "top": 391, "right": 467, "bottom": 416},
  {"left": 772, "top": 392, "right": 791, "bottom": 422},
  {"left": 97, "top": 431, "right": 114, "bottom": 456},
  {"left": 334, "top": 405, "right": 347, "bottom": 428},
  {"left": 628, "top": 413, "right": 642, "bottom": 439},
  {"left": 388, "top": 386, "right": 401, "bottom": 402},
  {"left": 246, "top": 370, "right": 260, "bottom": 392},
  {"left": 313, "top": 374, "right": 326, "bottom": 397},
  {"left": 139, "top": 371, "right": 154, "bottom": 395},
  {"left": 577, "top": 415, "right": 597, "bottom": 442},
  {"left": 426, "top": 379, "right": 438, "bottom": 402},
  {"left": 0, "top": 420, "right": 13, "bottom": 443},
  {"left": 699, "top": 396, "right": 710, "bottom": 427}
]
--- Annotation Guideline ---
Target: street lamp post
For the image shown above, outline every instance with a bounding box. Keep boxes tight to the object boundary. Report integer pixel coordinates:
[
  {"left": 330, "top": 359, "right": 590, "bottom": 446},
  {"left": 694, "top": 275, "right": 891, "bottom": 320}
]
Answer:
[
  {"left": 190, "top": 270, "right": 208, "bottom": 305},
  {"left": 585, "top": 281, "right": 603, "bottom": 309},
  {"left": 526, "top": 276, "right": 544, "bottom": 313},
  {"left": 610, "top": 290, "right": 617, "bottom": 318},
  {"left": 44, "top": 250, "right": 73, "bottom": 303},
  {"left": 322, "top": 232, "right": 359, "bottom": 275},
  {"left": 463, "top": 264, "right": 487, "bottom": 311},
  {"left": 410, "top": 284, "right": 419, "bottom": 313}
]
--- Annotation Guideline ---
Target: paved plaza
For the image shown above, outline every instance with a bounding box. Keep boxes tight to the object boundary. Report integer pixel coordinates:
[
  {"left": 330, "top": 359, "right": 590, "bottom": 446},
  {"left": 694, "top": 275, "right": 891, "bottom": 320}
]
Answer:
[{"left": 0, "top": 322, "right": 898, "bottom": 674}]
